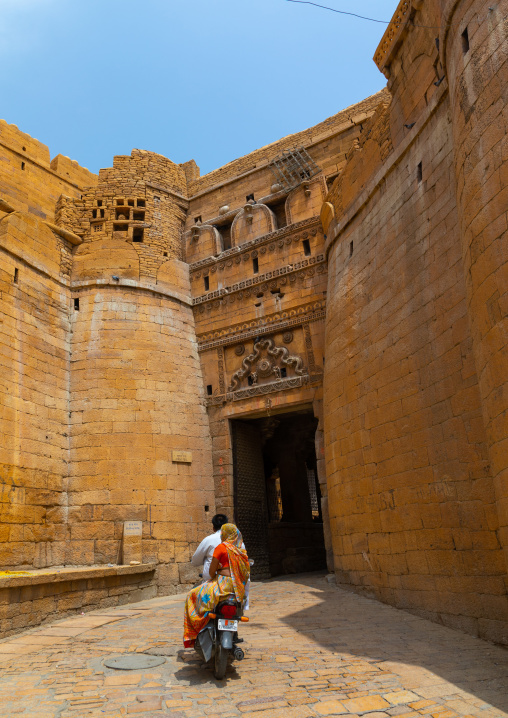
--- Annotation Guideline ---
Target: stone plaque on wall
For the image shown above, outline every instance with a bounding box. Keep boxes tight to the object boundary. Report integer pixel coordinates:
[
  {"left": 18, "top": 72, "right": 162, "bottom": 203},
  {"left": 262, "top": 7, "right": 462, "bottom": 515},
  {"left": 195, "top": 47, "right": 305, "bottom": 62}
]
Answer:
[
  {"left": 124, "top": 520, "right": 142, "bottom": 536},
  {"left": 172, "top": 450, "right": 192, "bottom": 463},
  {"left": 123, "top": 521, "right": 142, "bottom": 564}
]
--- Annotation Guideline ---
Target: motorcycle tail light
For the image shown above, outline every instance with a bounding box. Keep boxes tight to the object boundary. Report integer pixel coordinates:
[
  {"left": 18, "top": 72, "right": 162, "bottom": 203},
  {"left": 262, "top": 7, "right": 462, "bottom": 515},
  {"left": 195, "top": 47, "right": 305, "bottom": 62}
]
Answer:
[{"left": 220, "top": 604, "right": 237, "bottom": 619}]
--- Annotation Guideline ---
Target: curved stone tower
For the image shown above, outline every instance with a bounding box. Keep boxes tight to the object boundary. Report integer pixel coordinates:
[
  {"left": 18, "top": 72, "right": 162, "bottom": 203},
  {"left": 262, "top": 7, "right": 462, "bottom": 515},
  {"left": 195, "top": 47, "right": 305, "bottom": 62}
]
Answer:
[
  {"left": 320, "top": 0, "right": 508, "bottom": 643},
  {"left": 67, "top": 150, "right": 215, "bottom": 589},
  {"left": 441, "top": 0, "right": 508, "bottom": 566}
]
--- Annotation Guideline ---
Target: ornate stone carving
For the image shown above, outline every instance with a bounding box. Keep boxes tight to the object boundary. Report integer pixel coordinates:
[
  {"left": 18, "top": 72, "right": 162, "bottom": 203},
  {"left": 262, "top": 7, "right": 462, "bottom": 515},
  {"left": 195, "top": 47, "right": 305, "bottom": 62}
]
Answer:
[
  {"left": 196, "top": 301, "right": 325, "bottom": 352},
  {"left": 228, "top": 337, "right": 306, "bottom": 392},
  {"left": 205, "top": 374, "right": 311, "bottom": 406},
  {"left": 283, "top": 331, "right": 293, "bottom": 344},
  {"left": 217, "top": 346, "right": 225, "bottom": 395},
  {"left": 235, "top": 344, "right": 245, "bottom": 356},
  {"left": 303, "top": 322, "right": 322, "bottom": 379},
  {"left": 374, "top": 0, "right": 411, "bottom": 71},
  {"left": 188, "top": 218, "right": 320, "bottom": 273},
  {"left": 192, "top": 255, "right": 326, "bottom": 305}
]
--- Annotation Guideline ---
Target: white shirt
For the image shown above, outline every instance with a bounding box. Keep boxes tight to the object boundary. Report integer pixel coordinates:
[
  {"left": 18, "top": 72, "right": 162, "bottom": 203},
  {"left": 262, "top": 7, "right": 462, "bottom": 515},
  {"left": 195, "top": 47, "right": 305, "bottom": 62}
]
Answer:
[{"left": 191, "top": 529, "right": 222, "bottom": 580}]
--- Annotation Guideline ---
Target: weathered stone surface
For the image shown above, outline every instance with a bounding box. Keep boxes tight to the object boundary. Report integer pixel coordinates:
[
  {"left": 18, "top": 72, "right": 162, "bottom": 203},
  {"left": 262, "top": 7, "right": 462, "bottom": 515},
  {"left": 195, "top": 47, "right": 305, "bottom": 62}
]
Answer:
[{"left": 0, "top": 0, "right": 507, "bottom": 645}]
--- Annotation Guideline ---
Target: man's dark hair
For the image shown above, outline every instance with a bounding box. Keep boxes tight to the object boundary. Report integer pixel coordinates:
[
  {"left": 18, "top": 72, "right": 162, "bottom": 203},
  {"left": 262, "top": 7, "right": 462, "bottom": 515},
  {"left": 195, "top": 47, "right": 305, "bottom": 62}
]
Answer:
[{"left": 212, "top": 514, "right": 228, "bottom": 531}]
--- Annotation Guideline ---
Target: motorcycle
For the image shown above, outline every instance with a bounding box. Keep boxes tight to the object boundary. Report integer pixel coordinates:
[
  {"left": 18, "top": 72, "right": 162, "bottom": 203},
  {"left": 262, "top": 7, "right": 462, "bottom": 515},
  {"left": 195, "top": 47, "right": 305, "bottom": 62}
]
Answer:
[{"left": 193, "top": 594, "right": 249, "bottom": 679}]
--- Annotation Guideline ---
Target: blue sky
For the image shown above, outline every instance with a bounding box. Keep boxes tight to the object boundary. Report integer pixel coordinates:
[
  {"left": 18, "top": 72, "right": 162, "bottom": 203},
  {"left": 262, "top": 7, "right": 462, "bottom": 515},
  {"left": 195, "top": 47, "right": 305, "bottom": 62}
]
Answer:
[{"left": 1, "top": 0, "right": 397, "bottom": 176}]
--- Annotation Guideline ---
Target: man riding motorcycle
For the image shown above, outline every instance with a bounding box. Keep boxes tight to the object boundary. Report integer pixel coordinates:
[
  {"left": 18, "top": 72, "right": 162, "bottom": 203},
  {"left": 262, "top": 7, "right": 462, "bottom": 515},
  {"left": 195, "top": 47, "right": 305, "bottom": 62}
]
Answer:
[
  {"left": 191, "top": 513, "right": 250, "bottom": 609},
  {"left": 191, "top": 513, "right": 228, "bottom": 581}
]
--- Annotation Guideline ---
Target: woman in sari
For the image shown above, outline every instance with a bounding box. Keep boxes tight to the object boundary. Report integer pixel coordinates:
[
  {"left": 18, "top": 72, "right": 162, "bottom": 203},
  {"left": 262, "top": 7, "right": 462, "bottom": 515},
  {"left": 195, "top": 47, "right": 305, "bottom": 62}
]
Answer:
[{"left": 184, "top": 523, "right": 250, "bottom": 648}]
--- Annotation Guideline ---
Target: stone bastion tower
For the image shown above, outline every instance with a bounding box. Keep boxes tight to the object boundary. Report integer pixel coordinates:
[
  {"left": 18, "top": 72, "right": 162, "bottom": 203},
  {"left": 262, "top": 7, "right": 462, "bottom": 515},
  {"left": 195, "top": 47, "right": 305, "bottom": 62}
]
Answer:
[
  {"left": 61, "top": 151, "right": 216, "bottom": 589},
  {"left": 0, "top": 128, "right": 216, "bottom": 609}
]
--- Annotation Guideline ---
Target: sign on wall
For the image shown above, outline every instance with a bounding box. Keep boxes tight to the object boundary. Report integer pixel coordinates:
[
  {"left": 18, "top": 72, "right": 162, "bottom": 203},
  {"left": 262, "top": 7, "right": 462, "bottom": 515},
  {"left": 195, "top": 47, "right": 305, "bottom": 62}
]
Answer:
[
  {"left": 172, "top": 451, "right": 192, "bottom": 463},
  {"left": 123, "top": 520, "right": 143, "bottom": 536}
]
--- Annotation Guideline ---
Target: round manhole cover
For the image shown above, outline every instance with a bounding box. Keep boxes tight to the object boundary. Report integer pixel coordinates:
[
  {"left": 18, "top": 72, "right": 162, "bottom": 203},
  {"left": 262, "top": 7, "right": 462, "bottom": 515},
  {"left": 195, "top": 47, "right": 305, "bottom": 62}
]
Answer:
[{"left": 103, "top": 654, "right": 166, "bottom": 670}]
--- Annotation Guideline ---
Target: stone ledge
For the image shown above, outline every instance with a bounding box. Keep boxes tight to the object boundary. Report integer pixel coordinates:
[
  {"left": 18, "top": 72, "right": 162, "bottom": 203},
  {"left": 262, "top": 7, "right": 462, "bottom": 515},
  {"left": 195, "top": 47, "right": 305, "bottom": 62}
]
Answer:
[{"left": 0, "top": 564, "right": 156, "bottom": 589}]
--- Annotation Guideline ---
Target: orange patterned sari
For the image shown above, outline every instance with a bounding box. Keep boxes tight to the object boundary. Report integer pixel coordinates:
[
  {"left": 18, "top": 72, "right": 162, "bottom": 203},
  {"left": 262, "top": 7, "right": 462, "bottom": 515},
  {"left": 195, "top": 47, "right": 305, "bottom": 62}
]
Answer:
[{"left": 183, "top": 524, "right": 249, "bottom": 647}]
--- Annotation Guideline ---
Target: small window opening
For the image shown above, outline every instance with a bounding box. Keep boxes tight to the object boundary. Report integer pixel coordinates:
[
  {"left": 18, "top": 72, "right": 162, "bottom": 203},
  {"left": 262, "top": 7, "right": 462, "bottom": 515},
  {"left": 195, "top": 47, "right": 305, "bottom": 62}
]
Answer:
[
  {"left": 128, "top": 199, "right": 135, "bottom": 207},
  {"left": 74, "top": 298, "right": 80, "bottom": 311},
  {"left": 247, "top": 375, "right": 255, "bottom": 385},
  {"left": 97, "top": 200, "right": 103, "bottom": 207},
  {"left": 302, "top": 239, "right": 311, "bottom": 256},
  {"left": 22, "top": 146, "right": 26, "bottom": 151},
  {"left": 417, "top": 161, "right": 423, "bottom": 183},
  {"left": 117, "top": 199, "right": 124, "bottom": 205},
  {"left": 246, "top": 194, "right": 255, "bottom": 202},
  {"left": 92, "top": 209, "right": 97, "bottom": 219},
  {"left": 217, "top": 220, "right": 233, "bottom": 251},
  {"left": 100, "top": 209, "right": 105, "bottom": 218},
  {"left": 280, "top": 367, "right": 287, "bottom": 378},
  {"left": 132, "top": 228, "right": 144, "bottom": 242},
  {"left": 133, "top": 211, "right": 145, "bottom": 221},
  {"left": 256, "top": 292, "right": 264, "bottom": 298},
  {"left": 204, "top": 276, "right": 210, "bottom": 291},
  {"left": 349, "top": 240, "right": 354, "bottom": 257},
  {"left": 163, "top": 251, "right": 168, "bottom": 257},
  {"left": 254, "top": 302, "right": 262, "bottom": 308},
  {"left": 326, "top": 173, "right": 338, "bottom": 190},
  {"left": 270, "top": 288, "right": 280, "bottom": 295},
  {"left": 194, "top": 216, "right": 202, "bottom": 224},
  {"left": 205, "top": 505, "right": 209, "bottom": 512},
  {"left": 137, "top": 199, "right": 146, "bottom": 207},
  {"left": 13, "top": 268, "right": 19, "bottom": 283},
  {"left": 265, "top": 197, "right": 287, "bottom": 229},
  {"left": 462, "top": 27, "right": 469, "bottom": 54},
  {"left": 21, "top": 162, "right": 25, "bottom": 170},
  {"left": 252, "top": 256, "right": 259, "bottom": 274},
  {"left": 113, "top": 223, "right": 128, "bottom": 232},
  {"left": 206, "top": 384, "right": 213, "bottom": 395},
  {"left": 116, "top": 208, "right": 129, "bottom": 220}
]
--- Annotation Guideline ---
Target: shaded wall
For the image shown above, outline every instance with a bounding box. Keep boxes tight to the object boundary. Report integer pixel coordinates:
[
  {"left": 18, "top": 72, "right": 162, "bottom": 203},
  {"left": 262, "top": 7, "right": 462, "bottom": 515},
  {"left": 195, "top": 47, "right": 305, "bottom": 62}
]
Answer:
[
  {"left": 441, "top": 0, "right": 508, "bottom": 573},
  {"left": 0, "top": 212, "right": 72, "bottom": 568},
  {"left": 322, "top": 0, "right": 508, "bottom": 643}
]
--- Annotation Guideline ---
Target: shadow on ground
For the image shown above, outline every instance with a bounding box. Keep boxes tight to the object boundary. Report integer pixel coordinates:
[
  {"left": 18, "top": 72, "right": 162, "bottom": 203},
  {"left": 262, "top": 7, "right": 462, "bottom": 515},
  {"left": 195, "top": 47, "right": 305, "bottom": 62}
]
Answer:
[{"left": 272, "top": 571, "right": 508, "bottom": 715}]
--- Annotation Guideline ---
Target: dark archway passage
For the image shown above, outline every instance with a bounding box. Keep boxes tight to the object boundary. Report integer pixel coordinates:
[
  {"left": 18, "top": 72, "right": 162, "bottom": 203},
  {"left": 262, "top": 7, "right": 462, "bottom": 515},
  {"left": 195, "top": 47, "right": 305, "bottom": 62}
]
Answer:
[{"left": 232, "top": 410, "right": 326, "bottom": 579}]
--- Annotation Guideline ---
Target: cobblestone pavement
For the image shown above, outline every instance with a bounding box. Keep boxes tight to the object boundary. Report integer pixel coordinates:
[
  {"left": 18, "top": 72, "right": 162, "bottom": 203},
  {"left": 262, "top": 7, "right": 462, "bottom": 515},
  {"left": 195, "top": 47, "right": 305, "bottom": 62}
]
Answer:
[{"left": 0, "top": 572, "right": 507, "bottom": 717}]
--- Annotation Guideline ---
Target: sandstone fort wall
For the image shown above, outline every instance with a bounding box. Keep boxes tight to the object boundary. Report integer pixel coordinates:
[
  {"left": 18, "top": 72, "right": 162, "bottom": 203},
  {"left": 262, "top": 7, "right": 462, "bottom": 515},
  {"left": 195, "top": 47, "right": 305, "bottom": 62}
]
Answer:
[
  {"left": 0, "top": 212, "right": 72, "bottom": 569},
  {"left": 322, "top": 0, "right": 508, "bottom": 642},
  {"left": 0, "top": 0, "right": 506, "bottom": 643}
]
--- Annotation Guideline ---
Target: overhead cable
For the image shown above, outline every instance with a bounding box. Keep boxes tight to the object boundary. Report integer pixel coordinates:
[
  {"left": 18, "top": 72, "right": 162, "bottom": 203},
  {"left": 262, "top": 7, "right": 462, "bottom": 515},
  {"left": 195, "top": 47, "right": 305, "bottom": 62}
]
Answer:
[{"left": 283, "top": 0, "right": 441, "bottom": 30}]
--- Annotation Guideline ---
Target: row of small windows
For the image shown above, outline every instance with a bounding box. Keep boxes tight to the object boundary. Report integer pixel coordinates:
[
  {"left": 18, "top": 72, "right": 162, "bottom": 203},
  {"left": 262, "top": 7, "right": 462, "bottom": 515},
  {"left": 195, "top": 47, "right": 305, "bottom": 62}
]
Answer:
[
  {"left": 93, "top": 224, "right": 144, "bottom": 242},
  {"left": 202, "top": 238, "right": 312, "bottom": 292},
  {"left": 91, "top": 206, "right": 145, "bottom": 221}
]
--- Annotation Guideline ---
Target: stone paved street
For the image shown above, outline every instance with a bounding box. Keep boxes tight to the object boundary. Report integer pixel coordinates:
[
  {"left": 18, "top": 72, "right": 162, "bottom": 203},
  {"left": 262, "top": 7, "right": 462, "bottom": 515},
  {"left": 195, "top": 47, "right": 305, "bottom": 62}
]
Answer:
[{"left": 0, "top": 573, "right": 507, "bottom": 718}]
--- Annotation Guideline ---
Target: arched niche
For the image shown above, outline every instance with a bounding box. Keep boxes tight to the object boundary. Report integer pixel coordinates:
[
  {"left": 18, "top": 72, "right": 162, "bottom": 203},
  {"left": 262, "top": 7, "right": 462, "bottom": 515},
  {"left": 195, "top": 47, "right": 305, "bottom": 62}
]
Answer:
[
  {"left": 72, "top": 238, "right": 140, "bottom": 282},
  {"left": 286, "top": 177, "right": 327, "bottom": 225},
  {"left": 185, "top": 224, "right": 221, "bottom": 263},
  {"left": 156, "top": 258, "right": 191, "bottom": 296},
  {"left": 231, "top": 203, "right": 276, "bottom": 246}
]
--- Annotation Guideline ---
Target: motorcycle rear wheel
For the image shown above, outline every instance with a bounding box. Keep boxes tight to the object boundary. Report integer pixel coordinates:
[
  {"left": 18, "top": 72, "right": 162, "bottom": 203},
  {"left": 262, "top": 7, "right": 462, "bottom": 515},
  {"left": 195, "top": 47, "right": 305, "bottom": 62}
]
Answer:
[{"left": 214, "top": 643, "right": 229, "bottom": 679}]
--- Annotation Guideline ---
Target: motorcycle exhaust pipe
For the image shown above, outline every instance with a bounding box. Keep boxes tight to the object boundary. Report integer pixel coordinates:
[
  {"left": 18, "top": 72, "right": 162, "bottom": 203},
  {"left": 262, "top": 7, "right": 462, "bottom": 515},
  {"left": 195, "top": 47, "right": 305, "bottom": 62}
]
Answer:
[{"left": 233, "top": 647, "right": 245, "bottom": 661}]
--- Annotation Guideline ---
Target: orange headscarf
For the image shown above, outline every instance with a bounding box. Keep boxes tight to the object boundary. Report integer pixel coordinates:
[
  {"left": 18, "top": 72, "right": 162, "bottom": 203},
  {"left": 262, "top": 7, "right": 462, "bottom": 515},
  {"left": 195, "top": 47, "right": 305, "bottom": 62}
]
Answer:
[{"left": 220, "top": 523, "right": 250, "bottom": 603}]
